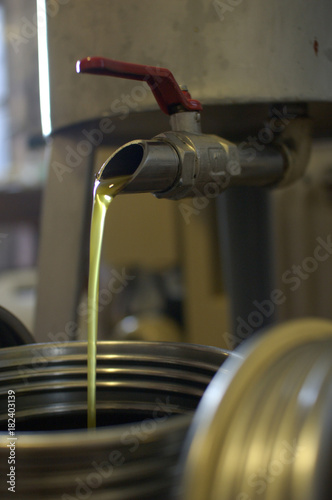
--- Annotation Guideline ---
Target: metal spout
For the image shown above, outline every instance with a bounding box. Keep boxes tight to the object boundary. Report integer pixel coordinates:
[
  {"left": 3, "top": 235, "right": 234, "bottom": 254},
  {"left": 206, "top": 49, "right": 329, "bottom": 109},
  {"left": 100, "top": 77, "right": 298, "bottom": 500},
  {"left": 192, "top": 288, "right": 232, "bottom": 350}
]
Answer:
[
  {"left": 97, "top": 139, "right": 179, "bottom": 195},
  {"left": 97, "top": 115, "right": 311, "bottom": 200}
]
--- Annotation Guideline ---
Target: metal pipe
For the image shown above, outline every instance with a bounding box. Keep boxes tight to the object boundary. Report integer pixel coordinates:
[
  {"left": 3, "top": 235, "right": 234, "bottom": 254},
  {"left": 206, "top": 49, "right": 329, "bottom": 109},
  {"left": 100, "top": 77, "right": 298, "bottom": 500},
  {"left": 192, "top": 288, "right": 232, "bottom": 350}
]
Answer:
[
  {"left": 98, "top": 135, "right": 287, "bottom": 199},
  {"left": 98, "top": 120, "right": 311, "bottom": 199},
  {"left": 233, "top": 145, "right": 285, "bottom": 186},
  {"left": 98, "top": 139, "right": 180, "bottom": 194}
]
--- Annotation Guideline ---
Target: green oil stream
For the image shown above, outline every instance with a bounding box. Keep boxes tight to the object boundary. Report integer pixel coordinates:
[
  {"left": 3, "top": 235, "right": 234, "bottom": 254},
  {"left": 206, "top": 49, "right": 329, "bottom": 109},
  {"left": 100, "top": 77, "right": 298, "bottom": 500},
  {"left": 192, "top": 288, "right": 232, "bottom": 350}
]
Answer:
[{"left": 87, "top": 175, "right": 130, "bottom": 429}]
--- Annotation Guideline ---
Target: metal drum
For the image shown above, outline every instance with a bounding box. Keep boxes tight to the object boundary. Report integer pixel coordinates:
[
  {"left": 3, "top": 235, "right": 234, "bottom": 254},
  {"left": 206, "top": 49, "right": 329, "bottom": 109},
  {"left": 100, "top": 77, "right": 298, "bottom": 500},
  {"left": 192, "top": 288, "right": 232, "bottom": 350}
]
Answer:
[
  {"left": 179, "top": 319, "right": 332, "bottom": 500},
  {"left": 39, "top": 0, "right": 332, "bottom": 134},
  {"left": 0, "top": 341, "right": 229, "bottom": 499}
]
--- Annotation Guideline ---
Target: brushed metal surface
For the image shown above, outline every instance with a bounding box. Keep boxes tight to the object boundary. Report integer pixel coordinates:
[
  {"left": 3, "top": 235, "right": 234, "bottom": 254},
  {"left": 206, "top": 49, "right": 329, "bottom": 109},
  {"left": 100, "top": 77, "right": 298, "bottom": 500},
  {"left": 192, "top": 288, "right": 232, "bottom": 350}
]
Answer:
[
  {"left": 39, "top": 0, "right": 332, "bottom": 133},
  {"left": 180, "top": 319, "right": 332, "bottom": 500},
  {"left": 0, "top": 340, "right": 229, "bottom": 499}
]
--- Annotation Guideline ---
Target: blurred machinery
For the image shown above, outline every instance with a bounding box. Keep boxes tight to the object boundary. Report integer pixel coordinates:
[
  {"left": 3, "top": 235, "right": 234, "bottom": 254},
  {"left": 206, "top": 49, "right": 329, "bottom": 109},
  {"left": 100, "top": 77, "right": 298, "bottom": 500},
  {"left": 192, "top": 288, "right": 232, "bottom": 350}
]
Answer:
[
  {"left": 3, "top": 1, "right": 329, "bottom": 499},
  {"left": 34, "top": 0, "right": 332, "bottom": 348}
]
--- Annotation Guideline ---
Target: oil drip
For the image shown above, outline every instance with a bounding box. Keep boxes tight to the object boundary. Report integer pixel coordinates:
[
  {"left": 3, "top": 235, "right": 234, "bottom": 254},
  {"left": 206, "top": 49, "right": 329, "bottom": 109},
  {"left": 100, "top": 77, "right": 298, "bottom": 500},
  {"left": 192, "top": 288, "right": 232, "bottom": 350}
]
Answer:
[{"left": 87, "top": 175, "right": 130, "bottom": 428}]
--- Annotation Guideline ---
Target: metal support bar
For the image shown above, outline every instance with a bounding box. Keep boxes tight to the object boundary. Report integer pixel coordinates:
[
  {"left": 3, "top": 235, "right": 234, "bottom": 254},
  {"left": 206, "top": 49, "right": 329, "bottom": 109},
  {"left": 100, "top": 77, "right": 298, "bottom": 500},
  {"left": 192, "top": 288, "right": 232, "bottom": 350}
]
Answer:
[
  {"left": 217, "top": 186, "right": 275, "bottom": 347},
  {"left": 34, "top": 131, "right": 95, "bottom": 342}
]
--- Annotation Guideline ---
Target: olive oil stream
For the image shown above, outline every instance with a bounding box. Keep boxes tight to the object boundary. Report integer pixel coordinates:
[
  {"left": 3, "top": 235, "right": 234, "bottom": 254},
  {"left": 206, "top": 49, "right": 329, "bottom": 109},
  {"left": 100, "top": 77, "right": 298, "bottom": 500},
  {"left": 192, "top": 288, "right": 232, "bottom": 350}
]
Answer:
[{"left": 87, "top": 175, "right": 130, "bottom": 429}]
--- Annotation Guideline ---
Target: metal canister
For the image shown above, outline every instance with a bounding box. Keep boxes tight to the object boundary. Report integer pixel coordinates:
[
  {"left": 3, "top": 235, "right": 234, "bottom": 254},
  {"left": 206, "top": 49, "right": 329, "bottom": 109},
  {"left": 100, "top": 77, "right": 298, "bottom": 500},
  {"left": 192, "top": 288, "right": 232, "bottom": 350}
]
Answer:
[
  {"left": 179, "top": 319, "right": 332, "bottom": 500},
  {"left": 0, "top": 341, "right": 230, "bottom": 499}
]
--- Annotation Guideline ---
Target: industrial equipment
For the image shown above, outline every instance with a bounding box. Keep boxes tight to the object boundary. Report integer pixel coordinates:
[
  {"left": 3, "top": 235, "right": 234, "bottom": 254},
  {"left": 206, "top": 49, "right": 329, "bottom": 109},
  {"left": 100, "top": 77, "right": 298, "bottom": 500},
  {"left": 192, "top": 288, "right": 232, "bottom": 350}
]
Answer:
[{"left": 1, "top": 1, "right": 332, "bottom": 499}]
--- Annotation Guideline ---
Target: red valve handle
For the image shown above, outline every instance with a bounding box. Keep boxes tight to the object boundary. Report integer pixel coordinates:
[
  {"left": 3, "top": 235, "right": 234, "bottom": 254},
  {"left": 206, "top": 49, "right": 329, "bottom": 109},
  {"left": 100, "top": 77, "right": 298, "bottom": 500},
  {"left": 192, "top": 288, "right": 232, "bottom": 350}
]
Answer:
[{"left": 76, "top": 56, "right": 202, "bottom": 115}]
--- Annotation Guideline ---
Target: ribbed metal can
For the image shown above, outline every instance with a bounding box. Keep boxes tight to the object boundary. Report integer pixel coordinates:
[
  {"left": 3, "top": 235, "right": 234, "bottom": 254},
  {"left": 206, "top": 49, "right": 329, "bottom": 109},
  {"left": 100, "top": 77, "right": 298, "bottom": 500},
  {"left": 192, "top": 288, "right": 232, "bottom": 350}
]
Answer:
[
  {"left": 179, "top": 319, "right": 332, "bottom": 500},
  {"left": 0, "top": 341, "right": 230, "bottom": 499}
]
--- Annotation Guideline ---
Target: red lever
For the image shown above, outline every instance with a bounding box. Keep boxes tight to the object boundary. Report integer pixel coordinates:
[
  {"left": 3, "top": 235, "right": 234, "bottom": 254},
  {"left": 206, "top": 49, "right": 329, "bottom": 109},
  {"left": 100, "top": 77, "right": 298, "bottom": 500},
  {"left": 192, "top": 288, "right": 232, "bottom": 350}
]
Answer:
[{"left": 76, "top": 56, "right": 202, "bottom": 115}]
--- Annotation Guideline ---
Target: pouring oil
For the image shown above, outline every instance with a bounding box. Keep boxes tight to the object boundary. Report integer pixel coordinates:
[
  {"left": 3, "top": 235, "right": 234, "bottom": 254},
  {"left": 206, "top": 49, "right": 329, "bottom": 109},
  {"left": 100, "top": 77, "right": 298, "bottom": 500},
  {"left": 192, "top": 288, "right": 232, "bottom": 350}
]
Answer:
[{"left": 87, "top": 175, "right": 130, "bottom": 429}]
